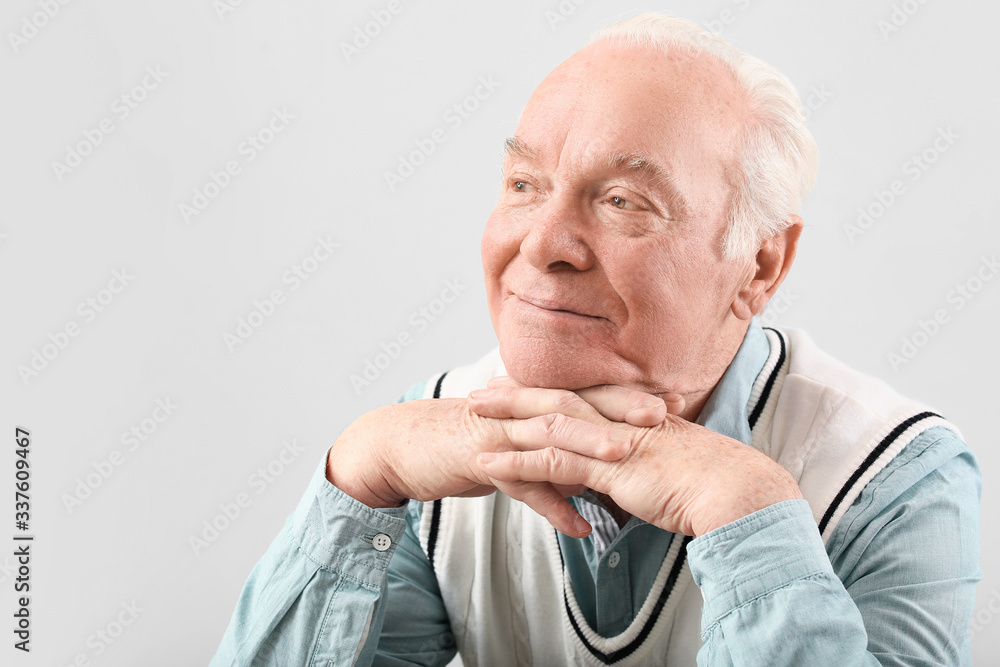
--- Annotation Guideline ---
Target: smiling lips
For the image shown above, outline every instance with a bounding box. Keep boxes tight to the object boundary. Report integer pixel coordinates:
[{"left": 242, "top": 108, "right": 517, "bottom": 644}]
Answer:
[{"left": 516, "top": 294, "right": 600, "bottom": 319}]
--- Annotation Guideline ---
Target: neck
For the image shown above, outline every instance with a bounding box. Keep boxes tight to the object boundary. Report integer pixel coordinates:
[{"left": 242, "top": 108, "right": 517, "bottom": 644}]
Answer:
[{"left": 654, "top": 320, "right": 750, "bottom": 423}]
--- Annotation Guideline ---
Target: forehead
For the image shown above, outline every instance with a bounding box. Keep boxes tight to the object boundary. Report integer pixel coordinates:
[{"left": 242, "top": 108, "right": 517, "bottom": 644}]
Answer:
[
  {"left": 509, "top": 41, "right": 747, "bottom": 210},
  {"left": 518, "top": 40, "right": 747, "bottom": 146}
]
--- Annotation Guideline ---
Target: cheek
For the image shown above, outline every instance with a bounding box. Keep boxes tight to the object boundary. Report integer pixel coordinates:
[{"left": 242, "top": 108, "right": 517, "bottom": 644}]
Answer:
[
  {"left": 481, "top": 212, "right": 519, "bottom": 315},
  {"left": 630, "top": 239, "right": 740, "bottom": 329},
  {"left": 481, "top": 214, "right": 508, "bottom": 281},
  {"left": 482, "top": 209, "right": 528, "bottom": 267},
  {"left": 611, "top": 240, "right": 707, "bottom": 323}
]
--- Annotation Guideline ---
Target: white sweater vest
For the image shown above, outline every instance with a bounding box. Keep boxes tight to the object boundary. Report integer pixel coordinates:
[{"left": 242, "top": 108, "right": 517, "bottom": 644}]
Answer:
[{"left": 415, "top": 328, "right": 958, "bottom": 666}]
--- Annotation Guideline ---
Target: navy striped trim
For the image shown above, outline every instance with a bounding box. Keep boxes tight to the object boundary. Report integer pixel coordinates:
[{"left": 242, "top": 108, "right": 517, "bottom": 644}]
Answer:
[
  {"left": 817, "top": 411, "right": 942, "bottom": 534},
  {"left": 426, "top": 500, "right": 442, "bottom": 573},
  {"left": 432, "top": 372, "right": 447, "bottom": 399},
  {"left": 748, "top": 328, "right": 786, "bottom": 430},
  {"left": 559, "top": 533, "right": 693, "bottom": 664},
  {"left": 425, "top": 372, "right": 449, "bottom": 572}
]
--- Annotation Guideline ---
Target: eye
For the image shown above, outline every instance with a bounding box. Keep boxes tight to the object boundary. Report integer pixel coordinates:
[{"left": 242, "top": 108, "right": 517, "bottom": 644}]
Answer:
[
  {"left": 610, "top": 195, "right": 638, "bottom": 210},
  {"left": 513, "top": 180, "right": 537, "bottom": 193}
]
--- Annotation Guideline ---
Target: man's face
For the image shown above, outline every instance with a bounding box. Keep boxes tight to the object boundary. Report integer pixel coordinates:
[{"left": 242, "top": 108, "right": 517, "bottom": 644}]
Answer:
[{"left": 482, "top": 41, "right": 755, "bottom": 396}]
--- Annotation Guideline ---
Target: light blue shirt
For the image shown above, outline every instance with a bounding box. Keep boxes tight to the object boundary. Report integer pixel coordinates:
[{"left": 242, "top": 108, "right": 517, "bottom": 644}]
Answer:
[{"left": 210, "top": 321, "right": 981, "bottom": 666}]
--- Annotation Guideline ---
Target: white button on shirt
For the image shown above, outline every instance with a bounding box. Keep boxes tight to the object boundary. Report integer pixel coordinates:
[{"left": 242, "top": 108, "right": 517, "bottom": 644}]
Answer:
[
  {"left": 372, "top": 534, "right": 392, "bottom": 551},
  {"left": 607, "top": 551, "right": 621, "bottom": 569}
]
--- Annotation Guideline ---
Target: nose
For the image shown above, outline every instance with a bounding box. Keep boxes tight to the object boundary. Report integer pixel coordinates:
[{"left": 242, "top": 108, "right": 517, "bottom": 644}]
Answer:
[{"left": 519, "top": 195, "right": 596, "bottom": 272}]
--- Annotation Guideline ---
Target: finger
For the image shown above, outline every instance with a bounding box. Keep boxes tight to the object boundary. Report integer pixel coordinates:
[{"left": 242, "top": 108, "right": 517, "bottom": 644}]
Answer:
[
  {"left": 468, "top": 386, "right": 606, "bottom": 424},
  {"left": 490, "top": 478, "right": 591, "bottom": 538},
  {"left": 661, "top": 393, "right": 686, "bottom": 416},
  {"left": 501, "top": 412, "right": 631, "bottom": 461},
  {"left": 478, "top": 449, "right": 609, "bottom": 494},
  {"left": 574, "top": 385, "right": 667, "bottom": 427}
]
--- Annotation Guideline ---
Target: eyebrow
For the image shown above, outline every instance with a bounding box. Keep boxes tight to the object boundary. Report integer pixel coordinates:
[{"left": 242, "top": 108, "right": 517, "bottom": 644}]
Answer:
[
  {"left": 502, "top": 135, "right": 535, "bottom": 161},
  {"left": 501, "top": 136, "right": 689, "bottom": 219}
]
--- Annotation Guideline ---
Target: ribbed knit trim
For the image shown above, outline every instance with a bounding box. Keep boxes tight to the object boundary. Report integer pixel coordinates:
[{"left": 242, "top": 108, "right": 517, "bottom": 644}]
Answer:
[
  {"left": 558, "top": 532, "right": 693, "bottom": 664},
  {"left": 817, "top": 411, "right": 950, "bottom": 538}
]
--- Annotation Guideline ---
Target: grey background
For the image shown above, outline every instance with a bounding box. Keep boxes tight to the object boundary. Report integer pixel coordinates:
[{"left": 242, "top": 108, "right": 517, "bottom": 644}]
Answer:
[{"left": 2, "top": 0, "right": 997, "bottom": 664}]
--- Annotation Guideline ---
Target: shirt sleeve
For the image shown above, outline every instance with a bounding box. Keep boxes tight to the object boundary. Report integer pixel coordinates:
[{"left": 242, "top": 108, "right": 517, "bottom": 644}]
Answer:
[
  {"left": 371, "top": 379, "right": 457, "bottom": 666},
  {"left": 687, "top": 427, "right": 981, "bottom": 667},
  {"left": 367, "top": 501, "right": 458, "bottom": 666},
  {"left": 209, "top": 450, "right": 409, "bottom": 666},
  {"left": 211, "top": 380, "right": 455, "bottom": 667}
]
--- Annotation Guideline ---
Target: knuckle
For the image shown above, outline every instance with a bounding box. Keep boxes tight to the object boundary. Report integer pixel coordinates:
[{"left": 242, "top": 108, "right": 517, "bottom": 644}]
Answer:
[
  {"left": 538, "top": 412, "right": 565, "bottom": 439},
  {"left": 539, "top": 447, "right": 562, "bottom": 470},
  {"left": 553, "top": 391, "right": 582, "bottom": 412},
  {"left": 509, "top": 452, "right": 529, "bottom": 473},
  {"left": 598, "top": 435, "right": 629, "bottom": 460}
]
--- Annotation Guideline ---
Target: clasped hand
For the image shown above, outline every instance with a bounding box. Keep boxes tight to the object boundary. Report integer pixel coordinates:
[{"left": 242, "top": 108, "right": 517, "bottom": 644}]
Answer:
[
  {"left": 466, "top": 376, "right": 802, "bottom": 538},
  {"left": 328, "top": 377, "right": 802, "bottom": 539}
]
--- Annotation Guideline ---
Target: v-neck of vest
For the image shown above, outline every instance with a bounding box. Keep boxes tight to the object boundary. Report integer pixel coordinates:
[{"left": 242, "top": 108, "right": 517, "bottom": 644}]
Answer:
[{"left": 553, "top": 527, "right": 694, "bottom": 664}]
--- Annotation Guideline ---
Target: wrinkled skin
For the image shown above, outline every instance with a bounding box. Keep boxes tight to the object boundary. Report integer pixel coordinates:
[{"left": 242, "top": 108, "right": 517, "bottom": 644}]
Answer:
[{"left": 328, "top": 40, "right": 803, "bottom": 537}]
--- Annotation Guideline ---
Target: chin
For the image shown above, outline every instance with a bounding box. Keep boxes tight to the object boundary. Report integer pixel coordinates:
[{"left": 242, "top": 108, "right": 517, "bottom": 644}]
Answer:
[{"left": 498, "top": 336, "right": 619, "bottom": 390}]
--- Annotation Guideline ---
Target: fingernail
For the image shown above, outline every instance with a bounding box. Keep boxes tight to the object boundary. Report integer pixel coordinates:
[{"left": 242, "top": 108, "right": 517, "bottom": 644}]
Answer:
[
  {"left": 468, "top": 389, "right": 484, "bottom": 400},
  {"left": 643, "top": 397, "right": 664, "bottom": 408},
  {"left": 478, "top": 452, "right": 497, "bottom": 466},
  {"left": 574, "top": 515, "right": 591, "bottom": 535}
]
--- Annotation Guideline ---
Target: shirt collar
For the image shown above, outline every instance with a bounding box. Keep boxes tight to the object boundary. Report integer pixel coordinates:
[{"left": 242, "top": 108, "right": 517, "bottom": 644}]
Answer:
[
  {"left": 576, "top": 319, "right": 770, "bottom": 513},
  {"left": 695, "top": 318, "right": 770, "bottom": 446}
]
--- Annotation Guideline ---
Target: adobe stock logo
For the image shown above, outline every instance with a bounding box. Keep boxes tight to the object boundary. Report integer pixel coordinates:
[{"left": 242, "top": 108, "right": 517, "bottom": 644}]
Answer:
[
  {"left": 178, "top": 107, "right": 296, "bottom": 224},
  {"left": 843, "top": 127, "right": 959, "bottom": 243},
  {"left": 223, "top": 235, "right": 340, "bottom": 352},
  {"left": 62, "top": 397, "right": 179, "bottom": 514},
  {"left": 801, "top": 84, "right": 833, "bottom": 122},
  {"left": 57, "top": 600, "right": 144, "bottom": 666},
  {"left": 887, "top": 255, "right": 998, "bottom": 371},
  {"left": 384, "top": 77, "right": 501, "bottom": 192},
  {"left": 340, "top": 0, "right": 408, "bottom": 63},
  {"left": 545, "top": 0, "right": 591, "bottom": 31},
  {"left": 971, "top": 589, "right": 1000, "bottom": 643},
  {"left": 188, "top": 439, "right": 307, "bottom": 556},
  {"left": 351, "top": 278, "right": 467, "bottom": 393},
  {"left": 7, "top": 0, "right": 74, "bottom": 54},
  {"left": 703, "top": 0, "right": 754, "bottom": 35},
  {"left": 17, "top": 268, "right": 135, "bottom": 386},
  {"left": 213, "top": 0, "right": 248, "bottom": 21},
  {"left": 51, "top": 65, "right": 169, "bottom": 182},
  {"left": 877, "top": 0, "right": 930, "bottom": 41}
]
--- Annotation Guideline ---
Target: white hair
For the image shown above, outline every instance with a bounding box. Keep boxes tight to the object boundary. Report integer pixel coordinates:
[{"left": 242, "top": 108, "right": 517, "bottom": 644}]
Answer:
[{"left": 591, "top": 13, "right": 819, "bottom": 260}]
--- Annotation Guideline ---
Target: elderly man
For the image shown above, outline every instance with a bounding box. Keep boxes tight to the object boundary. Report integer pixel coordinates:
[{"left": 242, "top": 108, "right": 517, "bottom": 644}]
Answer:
[{"left": 211, "top": 13, "right": 980, "bottom": 666}]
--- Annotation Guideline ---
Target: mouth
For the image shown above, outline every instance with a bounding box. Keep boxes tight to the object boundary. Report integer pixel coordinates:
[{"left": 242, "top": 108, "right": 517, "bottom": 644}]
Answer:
[{"left": 515, "top": 294, "right": 601, "bottom": 320}]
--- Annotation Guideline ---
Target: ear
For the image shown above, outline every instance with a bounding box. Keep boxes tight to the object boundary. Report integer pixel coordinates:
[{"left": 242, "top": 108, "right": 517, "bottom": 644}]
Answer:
[{"left": 731, "top": 215, "right": 803, "bottom": 321}]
